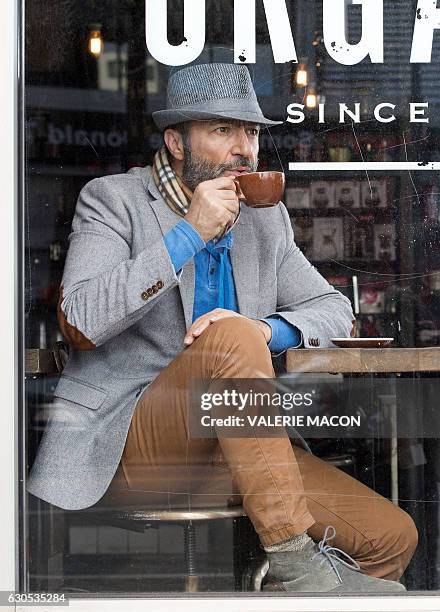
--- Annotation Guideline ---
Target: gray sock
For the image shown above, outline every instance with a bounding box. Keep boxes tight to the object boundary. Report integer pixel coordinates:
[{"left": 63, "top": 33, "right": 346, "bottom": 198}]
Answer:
[{"left": 263, "top": 531, "right": 313, "bottom": 553}]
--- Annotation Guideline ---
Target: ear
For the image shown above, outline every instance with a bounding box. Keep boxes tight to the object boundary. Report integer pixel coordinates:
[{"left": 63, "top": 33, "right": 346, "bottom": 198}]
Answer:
[{"left": 163, "top": 128, "right": 185, "bottom": 162}]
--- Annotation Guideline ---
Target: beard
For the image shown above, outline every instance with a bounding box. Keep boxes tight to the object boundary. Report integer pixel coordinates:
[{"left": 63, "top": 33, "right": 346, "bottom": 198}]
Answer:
[{"left": 181, "top": 150, "right": 258, "bottom": 192}]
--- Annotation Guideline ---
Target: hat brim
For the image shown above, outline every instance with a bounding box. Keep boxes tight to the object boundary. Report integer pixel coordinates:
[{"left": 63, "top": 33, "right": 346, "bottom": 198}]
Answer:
[{"left": 152, "top": 108, "right": 283, "bottom": 131}]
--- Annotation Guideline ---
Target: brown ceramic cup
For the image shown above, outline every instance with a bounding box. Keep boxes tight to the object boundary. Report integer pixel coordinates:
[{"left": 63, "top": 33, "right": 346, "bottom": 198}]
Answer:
[{"left": 234, "top": 171, "right": 285, "bottom": 208}]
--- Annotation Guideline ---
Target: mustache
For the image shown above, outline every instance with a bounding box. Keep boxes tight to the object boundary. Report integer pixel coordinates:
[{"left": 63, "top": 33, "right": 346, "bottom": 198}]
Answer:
[
  {"left": 216, "top": 157, "right": 257, "bottom": 173},
  {"left": 181, "top": 150, "right": 259, "bottom": 192}
]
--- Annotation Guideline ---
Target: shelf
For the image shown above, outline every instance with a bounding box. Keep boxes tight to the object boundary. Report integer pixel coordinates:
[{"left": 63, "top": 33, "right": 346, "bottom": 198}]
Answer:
[
  {"left": 287, "top": 208, "right": 396, "bottom": 218},
  {"left": 313, "top": 259, "right": 397, "bottom": 269},
  {"left": 285, "top": 170, "right": 402, "bottom": 180},
  {"left": 27, "top": 164, "right": 124, "bottom": 177}
]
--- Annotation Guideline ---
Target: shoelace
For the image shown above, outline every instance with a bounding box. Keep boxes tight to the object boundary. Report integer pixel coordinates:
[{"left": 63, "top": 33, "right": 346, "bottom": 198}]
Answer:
[{"left": 312, "top": 526, "right": 361, "bottom": 584}]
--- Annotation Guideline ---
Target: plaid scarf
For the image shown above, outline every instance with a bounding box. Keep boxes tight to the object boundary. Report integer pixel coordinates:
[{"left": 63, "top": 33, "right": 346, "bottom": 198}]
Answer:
[{"left": 152, "top": 146, "right": 193, "bottom": 217}]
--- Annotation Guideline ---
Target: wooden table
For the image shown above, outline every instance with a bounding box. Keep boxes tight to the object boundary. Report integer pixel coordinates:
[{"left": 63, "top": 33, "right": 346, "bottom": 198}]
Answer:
[
  {"left": 25, "top": 348, "right": 58, "bottom": 376},
  {"left": 285, "top": 347, "right": 440, "bottom": 374},
  {"left": 285, "top": 346, "right": 440, "bottom": 591},
  {"left": 285, "top": 348, "right": 440, "bottom": 503},
  {"left": 285, "top": 347, "right": 440, "bottom": 500},
  {"left": 25, "top": 346, "right": 440, "bottom": 376}
]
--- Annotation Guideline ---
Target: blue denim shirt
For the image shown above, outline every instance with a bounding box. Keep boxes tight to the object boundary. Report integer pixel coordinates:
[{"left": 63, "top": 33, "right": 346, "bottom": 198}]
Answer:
[{"left": 163, "top": 219, "right": 302, "bottom": 352}]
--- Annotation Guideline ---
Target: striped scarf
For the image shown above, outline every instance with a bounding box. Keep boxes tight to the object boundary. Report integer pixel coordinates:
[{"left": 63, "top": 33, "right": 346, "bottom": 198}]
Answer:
[{"left": 152, "top": 146, "right": 193, "bottom": 217}]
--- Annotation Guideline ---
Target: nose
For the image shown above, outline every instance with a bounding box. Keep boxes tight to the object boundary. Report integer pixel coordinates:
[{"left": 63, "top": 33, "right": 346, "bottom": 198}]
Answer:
[{"left": 231, "top": 127, "right": 253, "bottom": 160}]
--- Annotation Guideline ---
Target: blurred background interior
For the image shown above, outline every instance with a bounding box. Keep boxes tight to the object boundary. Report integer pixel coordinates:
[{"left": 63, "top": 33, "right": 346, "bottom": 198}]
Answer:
[{"left": 23, "top": 0, "right": 440, "bottom": 595}]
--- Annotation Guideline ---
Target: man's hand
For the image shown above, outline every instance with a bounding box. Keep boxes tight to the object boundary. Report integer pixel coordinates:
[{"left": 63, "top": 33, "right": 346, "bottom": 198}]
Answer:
[
  {"left": 185, "top": 177, "right": 240, "bottom": 242},
  {"left": 184, "top": 308, "right": 272, "bottom": 346}
]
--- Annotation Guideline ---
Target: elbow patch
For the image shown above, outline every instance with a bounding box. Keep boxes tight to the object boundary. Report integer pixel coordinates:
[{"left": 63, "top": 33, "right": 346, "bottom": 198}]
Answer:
[{"left": 57, "top": 286, "right": 96, "bottom": 351}]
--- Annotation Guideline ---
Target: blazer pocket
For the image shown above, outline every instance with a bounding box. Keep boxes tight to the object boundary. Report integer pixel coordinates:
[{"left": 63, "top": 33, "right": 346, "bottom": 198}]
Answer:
[{"left": 54, "top": 375, "right": 108, "bottom": 411}]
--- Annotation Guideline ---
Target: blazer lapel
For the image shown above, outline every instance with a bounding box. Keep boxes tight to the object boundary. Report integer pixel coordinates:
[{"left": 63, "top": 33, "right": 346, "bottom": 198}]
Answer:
[
  {"left": 146, "top": 170, "right": 195, "bottom": 328},
  {"left": 231, "top": 211, "right": 260, "bottom": 318},
  {"left": 177, "top": 262, "right": 195, "bottom": 328}
]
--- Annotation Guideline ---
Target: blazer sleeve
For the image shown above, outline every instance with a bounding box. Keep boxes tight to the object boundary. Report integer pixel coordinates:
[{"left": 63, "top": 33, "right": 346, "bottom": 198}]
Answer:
[
  {"left": 272, "top": 204, "right": 354, "bottom": 349},
  {"left": 58, "top": 177, "right": 181, "bottom": 349}
]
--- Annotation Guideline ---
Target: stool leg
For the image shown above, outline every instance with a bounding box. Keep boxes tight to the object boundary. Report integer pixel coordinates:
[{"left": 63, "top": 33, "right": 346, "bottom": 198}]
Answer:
[
  {"left": 250, "top": 557, "right": 269, "bottom": 591},
  {"left": 184, "top": 522, "right": 199, "bottom": 592},
  {"left": 232, "top": 516, "right": 245, "bottom": 590}
]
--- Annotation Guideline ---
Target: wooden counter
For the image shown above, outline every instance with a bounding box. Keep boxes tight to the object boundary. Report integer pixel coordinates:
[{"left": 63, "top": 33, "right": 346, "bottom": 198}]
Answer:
[{"left": 285, "top": 347, "right": 440, "bottom": 374}]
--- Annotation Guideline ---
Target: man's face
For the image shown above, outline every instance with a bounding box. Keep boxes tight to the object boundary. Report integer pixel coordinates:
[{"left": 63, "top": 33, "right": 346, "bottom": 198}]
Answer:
[{"left": 180, "top": 120, "right": 260, "bottom": 192}]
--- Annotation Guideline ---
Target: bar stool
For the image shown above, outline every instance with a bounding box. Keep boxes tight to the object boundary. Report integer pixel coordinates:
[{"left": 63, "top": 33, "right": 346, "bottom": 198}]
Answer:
[{"left": 81, "top": 503, "right": 269, "bottom": 592}]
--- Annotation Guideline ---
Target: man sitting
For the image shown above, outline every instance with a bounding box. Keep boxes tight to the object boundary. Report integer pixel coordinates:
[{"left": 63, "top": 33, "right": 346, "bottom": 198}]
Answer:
[{"left": 28, "top": 62, "right": 417, "bottom": 593}]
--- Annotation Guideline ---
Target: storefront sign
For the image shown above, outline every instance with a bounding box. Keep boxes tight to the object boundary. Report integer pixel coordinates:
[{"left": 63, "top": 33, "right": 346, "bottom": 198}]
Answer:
[
  {"left": 145, "top": 0, "right": 440, "bottom": 66},
  {"left": 47, "top": 122, "right": 128, "bottom": 149}
]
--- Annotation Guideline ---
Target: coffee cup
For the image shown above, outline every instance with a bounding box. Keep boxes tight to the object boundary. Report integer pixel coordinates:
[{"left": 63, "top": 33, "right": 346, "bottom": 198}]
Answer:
[{"left": 234, "top": 171, "right": 285, "bottom": 208}]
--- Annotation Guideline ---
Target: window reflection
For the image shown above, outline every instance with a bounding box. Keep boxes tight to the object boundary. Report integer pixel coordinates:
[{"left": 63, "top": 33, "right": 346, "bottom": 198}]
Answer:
[{"left": 23, "top": 0, "right": 440, "bottom": 595}]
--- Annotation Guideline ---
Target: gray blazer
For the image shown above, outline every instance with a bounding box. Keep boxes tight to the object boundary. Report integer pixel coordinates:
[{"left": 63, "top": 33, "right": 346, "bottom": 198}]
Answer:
[{"left": 27, "top": 165, "right": 354, "bottom": 510}]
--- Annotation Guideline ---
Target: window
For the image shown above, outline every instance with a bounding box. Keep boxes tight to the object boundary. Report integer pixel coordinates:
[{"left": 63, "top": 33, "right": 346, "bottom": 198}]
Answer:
[{"left": 22, "top": 0, "right": 440, "bottom": 600}]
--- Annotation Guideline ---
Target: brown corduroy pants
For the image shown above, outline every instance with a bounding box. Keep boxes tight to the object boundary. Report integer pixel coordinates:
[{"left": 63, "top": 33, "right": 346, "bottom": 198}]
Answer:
[{"left": 110, "top": 317, "right": 417, "bottom": 581}]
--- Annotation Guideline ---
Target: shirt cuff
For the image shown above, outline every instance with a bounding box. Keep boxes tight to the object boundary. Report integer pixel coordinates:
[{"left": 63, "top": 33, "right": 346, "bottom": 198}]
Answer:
[
  {"left": 163, "top": 219, "right": 206, "bottom": 273},
  {"left": 262, "top": 316, "right": 303, "bottom": 353}
]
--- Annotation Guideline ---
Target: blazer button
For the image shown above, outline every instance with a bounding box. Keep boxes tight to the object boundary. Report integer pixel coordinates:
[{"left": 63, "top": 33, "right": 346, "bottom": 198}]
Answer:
[
  {"left": 147, "top": 287, "right": 154, "bottom": 297},
  {"left": 152, "top": 284, "right": 159, "bottom": 294},
  {"left": 157, "top": 280, "right": 164, "bottom": 289},
  {"left": 141, "top": 291, "right": 149, "bottom": 301}
]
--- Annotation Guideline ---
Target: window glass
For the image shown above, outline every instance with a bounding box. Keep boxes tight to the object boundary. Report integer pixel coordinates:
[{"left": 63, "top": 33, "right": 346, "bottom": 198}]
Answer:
[{"left": 23, "top": 0, "right": 440, "bottom": 596}]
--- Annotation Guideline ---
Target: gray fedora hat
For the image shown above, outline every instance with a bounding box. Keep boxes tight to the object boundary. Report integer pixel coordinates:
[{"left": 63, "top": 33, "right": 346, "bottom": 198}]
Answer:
[{"left": 152, "top": 63, "right": 282, "bottom": 131}]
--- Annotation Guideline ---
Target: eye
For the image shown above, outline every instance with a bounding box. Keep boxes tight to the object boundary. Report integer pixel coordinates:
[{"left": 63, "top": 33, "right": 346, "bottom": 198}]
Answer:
[
  {"left": 247, "top": 127, "right": 260, "bottom": 136},
  {"left": 215, "top": 126, "right": 230, "bottom": 134}
]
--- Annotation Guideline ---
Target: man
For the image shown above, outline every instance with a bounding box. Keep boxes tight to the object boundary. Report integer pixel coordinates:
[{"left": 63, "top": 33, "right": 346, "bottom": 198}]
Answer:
[{"left": 27, "top": 62, "right": 417, "bottom": 593}]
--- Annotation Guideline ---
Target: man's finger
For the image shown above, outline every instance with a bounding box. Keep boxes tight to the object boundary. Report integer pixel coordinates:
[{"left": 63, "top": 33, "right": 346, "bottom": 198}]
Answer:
[
  {"left": 190, "top": 314, "right": 208, "bottom": 329},
  {"left": 192, "top": 309, "right": 225, "bottom": 329},
  {"left": 192, "top": 319, "right": 211, "bottom": 336},
  {"left": 190, "top": 310, "right": 220, "bottom": 330},
  {"left": 184, "top": 309, "right": 238, "bottom": 345},
  {"left": 216, "top": 189, "right": 239, "bottom": 200},
  {"left": 184, "top": 310, "right": 234, "bottom": 346},
  {"left": 207, "top": 177, "right": 237, "bottom": 190},
  {"left": 184, "top": 317, "right": 211, "bottom": 345},
  {"left": 218, "top": 199, "right": 240, "bottom": 215}
]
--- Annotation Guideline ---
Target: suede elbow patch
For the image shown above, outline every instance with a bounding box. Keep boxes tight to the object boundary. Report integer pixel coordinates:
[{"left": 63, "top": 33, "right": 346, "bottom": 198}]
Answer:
[{"left": 57, "top": 286, "right": 96, "bottom": 351}]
